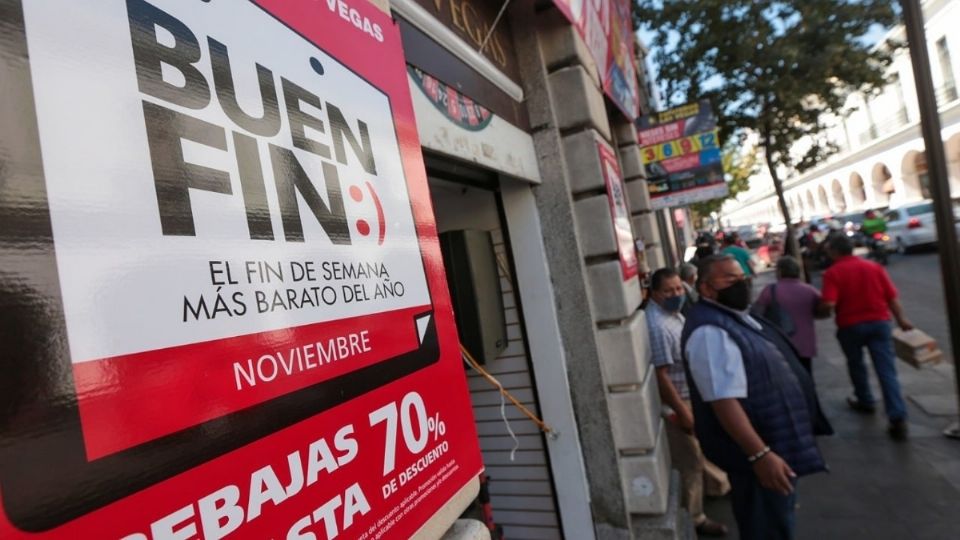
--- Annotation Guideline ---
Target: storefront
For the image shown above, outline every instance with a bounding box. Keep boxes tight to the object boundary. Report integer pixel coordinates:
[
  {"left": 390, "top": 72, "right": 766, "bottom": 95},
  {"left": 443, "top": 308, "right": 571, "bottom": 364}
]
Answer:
[{"left": 393, "top": 1, "right": 683, "bottom": 538}]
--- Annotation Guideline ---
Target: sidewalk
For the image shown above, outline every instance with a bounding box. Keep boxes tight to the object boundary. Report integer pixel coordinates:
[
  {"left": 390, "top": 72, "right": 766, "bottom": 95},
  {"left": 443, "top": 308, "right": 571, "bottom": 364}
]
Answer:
[{"left": 703, "top": 269, "right": 960, "bottom": 539}]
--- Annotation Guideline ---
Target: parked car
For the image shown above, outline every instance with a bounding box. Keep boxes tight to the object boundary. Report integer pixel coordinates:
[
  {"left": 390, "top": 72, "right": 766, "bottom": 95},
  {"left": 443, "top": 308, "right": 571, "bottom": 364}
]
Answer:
[{"left": 884, "top": 200, "right": 960, "bottom": 252}]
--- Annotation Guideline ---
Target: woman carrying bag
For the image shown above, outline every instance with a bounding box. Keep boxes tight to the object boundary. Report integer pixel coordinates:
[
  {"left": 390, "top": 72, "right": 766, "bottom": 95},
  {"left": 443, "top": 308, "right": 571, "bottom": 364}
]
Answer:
[{"left": 752, "top": 256, "right": 829, "bottom": 376}]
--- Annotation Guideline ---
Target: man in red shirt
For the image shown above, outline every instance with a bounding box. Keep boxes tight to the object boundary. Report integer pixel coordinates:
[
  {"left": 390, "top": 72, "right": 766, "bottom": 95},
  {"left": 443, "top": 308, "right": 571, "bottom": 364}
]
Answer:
[{"left": 820, "top": 235, "right": 913, "bottom": 440}]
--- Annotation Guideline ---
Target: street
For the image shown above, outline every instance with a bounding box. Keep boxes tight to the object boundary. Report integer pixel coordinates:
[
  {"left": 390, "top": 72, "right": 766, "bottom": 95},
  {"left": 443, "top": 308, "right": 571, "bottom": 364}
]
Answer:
[{"left": 706, "top": 251, "right": 960, "bottom": 539}]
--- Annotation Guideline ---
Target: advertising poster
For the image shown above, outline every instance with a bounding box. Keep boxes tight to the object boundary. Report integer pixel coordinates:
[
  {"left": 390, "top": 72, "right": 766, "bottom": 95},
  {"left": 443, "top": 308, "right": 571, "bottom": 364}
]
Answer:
[
  {"left": 598, "top": 142, "right": 640, "bottom": 281},
  {"left": 0, "top": 0, "right": 483, "bottom": 538},
  {"left": 637, "top": 100, "right": 728, "bottom": 209},
  {"left": 552, "top": 0, "right": 640, "bottom": 120}
]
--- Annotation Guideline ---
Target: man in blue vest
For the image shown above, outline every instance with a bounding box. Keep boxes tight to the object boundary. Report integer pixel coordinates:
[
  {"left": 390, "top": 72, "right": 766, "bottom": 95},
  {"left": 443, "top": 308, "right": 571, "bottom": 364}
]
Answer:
[{"left": 682, "top": 254, "right": 828, "bottom": 540}]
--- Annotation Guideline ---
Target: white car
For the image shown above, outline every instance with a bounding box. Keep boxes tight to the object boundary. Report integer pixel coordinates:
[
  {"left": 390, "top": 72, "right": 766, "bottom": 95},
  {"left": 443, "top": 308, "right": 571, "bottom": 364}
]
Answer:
[{"left": 884, "top": 200, "right": 960, "bottom": 251}]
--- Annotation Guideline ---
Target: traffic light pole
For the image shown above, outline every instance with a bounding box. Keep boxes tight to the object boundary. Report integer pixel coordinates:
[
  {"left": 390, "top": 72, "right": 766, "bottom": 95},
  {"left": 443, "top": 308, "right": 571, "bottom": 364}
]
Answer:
[{"left": 899, "top": 0, "right": 960, "bottom": 439}]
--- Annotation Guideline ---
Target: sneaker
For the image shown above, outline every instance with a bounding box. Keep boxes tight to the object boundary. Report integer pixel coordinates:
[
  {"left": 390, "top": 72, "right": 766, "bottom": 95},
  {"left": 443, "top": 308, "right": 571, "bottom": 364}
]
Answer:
[
  {"left": 847, "top": 396, "right": 876, "bottom": 414},
  {"left": 695, "top": 518, "right": 729, "bottom": 537},
  {"left": 888, "top": 419, "right": 909, "bottom": 441}
]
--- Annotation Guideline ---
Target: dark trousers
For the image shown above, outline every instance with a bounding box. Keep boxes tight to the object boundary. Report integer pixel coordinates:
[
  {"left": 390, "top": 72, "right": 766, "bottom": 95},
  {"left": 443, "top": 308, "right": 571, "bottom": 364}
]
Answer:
[
  {"left": 798, "top": 357, "right": 812, "bottom": 376},
  {"left": 728, "top": 472, "right": 797, "bottom": 540},
  {"left": 836, "top": 321, "right": 907, "bottom": 421}
]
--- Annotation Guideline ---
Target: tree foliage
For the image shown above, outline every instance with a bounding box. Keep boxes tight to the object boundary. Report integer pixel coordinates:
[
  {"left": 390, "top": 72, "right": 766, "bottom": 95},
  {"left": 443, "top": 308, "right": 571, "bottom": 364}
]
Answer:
[{"left": 635, "top": 0, "right": 899, "bottom": 239}]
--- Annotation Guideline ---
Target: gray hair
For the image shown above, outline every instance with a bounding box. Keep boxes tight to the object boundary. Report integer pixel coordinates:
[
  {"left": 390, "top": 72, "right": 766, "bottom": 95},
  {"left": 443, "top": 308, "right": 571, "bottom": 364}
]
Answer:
[
  {"left": 678, "top": 263, "right": 698, "bottom": 282},
  {"left": 696, "top": 254, "right": 735, "bottom": 286}
]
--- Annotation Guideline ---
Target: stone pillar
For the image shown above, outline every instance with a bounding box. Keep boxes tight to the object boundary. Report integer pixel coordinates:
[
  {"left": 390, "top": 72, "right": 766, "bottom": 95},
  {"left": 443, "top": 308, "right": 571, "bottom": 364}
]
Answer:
[
  {"left": 613, "top": 117, "right": 669, "bottom": 271},
  {"left": 608, "top": 117, "right": 675, "bottom": 529},
  {"left": 509, "top": 5, "right": 678, "bottom": 539}
]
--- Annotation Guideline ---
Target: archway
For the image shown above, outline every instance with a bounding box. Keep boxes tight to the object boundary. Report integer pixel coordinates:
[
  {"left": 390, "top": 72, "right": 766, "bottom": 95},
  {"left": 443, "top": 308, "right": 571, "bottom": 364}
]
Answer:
[
  {"left": 806, "top": 190, "right": 816, "bottom": 215},
  {"left": 849, "top": 173, "right": 867, "bottom": 207},
  {"left": 871, "top": 162, "right": 893, "bottom": 206},
  {"left": 901, "top": 150, "right": 929, "bottom": 200},
  {"left": 817, "top": 185, "right": 830, "bottom": 213},
  {"left": 945, "top": 133, "right": 960, "bottom": 196},
  {"left": 831, "top": 179, "right": 847, "bottom": 212}
]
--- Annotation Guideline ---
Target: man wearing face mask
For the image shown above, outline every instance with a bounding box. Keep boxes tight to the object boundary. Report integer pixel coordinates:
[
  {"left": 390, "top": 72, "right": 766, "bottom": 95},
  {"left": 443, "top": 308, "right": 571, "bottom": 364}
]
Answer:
[
  {"left": 682, "top": 255, "right": 828, "bottom": 540},
  {"left": 645, "top": 268, "right": 728, "bottom": 537}
]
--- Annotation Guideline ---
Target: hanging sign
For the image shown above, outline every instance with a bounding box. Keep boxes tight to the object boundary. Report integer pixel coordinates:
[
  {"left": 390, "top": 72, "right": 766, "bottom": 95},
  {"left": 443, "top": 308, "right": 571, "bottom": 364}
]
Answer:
[
  {"left": 552, "top": 0, "right": 641, "bottom": 120},
  {"left": 637, "top": 100, "right": 728, "bottom": 209},
  {"left": 0, "top": 0, "right": 482, "bottom": 538},
  {"left": 598, "top": 142, "right": 639, "bottom": 280}
]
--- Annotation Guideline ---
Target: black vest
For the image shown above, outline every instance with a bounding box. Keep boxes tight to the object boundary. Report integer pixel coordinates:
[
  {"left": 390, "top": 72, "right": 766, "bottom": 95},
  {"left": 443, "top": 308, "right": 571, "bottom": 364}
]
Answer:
[{"left": 681, "top": 300, "right": 829, "bottom": 476}]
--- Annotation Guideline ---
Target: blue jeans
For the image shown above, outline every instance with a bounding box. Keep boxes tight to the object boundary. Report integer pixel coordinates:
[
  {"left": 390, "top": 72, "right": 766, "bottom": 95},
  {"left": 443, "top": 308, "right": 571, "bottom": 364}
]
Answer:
[
  {"left": 728, "top": 472, "right": 797, "bottom": 540},
  {"left": 836, "top": 321, "right": 907, "bottom": 421}
]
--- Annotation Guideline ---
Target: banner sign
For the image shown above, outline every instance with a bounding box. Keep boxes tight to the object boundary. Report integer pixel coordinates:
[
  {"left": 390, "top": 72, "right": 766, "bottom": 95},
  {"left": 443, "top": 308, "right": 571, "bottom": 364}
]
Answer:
[
  {"left": 552, "top": 0, "right": 640, "bottom": 120},
  {"left": 0, "top": 0, "right": 482, "bottom": 538},
  {"left": 598, "top": 142, "right": 639, "bottom": 280},
  {"left": 637, "top": 100, "right": 728, "bottom": 209}
]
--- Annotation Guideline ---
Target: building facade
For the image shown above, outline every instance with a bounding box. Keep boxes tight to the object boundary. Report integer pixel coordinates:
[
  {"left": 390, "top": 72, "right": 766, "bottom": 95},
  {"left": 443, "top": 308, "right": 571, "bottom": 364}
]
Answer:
[
  {"left": 723, "top": 0, "right": 960, "bottom": 227},
  {"left": 380, "top": 1, "right": 686, "bottom": 539}
]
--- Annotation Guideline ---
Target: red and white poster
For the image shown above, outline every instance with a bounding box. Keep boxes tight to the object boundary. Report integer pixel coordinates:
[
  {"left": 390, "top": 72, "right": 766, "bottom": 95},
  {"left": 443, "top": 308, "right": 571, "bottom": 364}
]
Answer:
[
  {"left": 598, "top": 142, "right": 639, "bottom": 281},
  {"left": 552, "top": 0, "right": 640, "bottom": 120},
  {"left": 0, "top": 0, "right": 482, "bottom": 538}
]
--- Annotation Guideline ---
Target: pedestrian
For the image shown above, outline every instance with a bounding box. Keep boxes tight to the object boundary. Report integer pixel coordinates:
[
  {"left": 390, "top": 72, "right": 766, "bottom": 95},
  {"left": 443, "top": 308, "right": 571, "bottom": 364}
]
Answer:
[
  {"left": 751, "top": 256, "right": 826, "bottom": 375},
  {"left": 677, "top": 263, "right": 733, "bottom": 497},
  {"left": 693, "top": 231, "right": 718, "bottom": 261},
  {"left": 721, "top": 232, "right": 755, "bottom": 280},
  {"left": 683, "top": 255, "right": 828, "bottom": 540},
  {"left": 819, "top": 234, "right": 913, "bottom": 440},
  {"left": 645, "top": 268, "right": 728, "bottom": 537},
  {"left": 678, "top": 262, "right": 699, "bottom": 316}
]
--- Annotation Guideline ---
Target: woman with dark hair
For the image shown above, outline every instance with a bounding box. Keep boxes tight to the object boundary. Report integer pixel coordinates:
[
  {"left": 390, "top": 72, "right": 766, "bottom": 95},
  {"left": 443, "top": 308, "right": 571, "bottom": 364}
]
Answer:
[{"left": 752, "top": 256, "right": 826, "bottom": 375}]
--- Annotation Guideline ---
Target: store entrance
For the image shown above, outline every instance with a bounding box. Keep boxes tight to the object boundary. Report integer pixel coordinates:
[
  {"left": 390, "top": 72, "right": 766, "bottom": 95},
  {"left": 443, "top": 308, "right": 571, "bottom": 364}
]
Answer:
[{"left": 425, "top": 152, "right": 564, "bottom": 540}]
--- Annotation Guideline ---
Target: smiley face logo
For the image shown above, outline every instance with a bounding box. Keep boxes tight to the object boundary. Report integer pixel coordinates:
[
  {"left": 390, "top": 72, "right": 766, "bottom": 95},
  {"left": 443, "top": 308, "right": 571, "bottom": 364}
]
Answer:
[{"left": 348, "top": 181, "right": 386, "bottom": 245}]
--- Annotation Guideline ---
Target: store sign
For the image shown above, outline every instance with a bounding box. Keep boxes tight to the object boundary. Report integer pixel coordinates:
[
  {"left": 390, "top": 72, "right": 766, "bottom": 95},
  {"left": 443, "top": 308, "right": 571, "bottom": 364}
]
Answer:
[
  {"left": 412, "top": 0, "right": 520, "bottom": 82},
  {"left": 637, "top": 100, "right": 728, "bottom": 209},
  {"left": 0, "top": 0, "right": 482, "bottom": 538},
  {"left": 552, "top": 0, "right": 641, "bottom": 120},
  {"left": 598, "top": 142, "right": 639, "bottom": 280},
  {"left": 409, "top": 66, "right": 494, "bottom": 131}
]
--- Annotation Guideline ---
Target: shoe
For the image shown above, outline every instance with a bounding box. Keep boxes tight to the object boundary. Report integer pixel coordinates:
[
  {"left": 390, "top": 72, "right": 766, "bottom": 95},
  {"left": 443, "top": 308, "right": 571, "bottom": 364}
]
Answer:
[
  {"left": 888, "top": 419, "right": 909, "bottom": 441},
  {"left": 847, "top": 396, "right": 876, "bottom": 414},
  {"left": 695, "top": 518, "right": 728, "bottom": 537}
]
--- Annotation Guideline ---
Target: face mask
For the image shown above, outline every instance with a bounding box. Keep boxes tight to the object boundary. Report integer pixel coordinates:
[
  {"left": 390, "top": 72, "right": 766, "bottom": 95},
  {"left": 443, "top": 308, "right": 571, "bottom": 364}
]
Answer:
[
  {"left": 662, "top": 295, "right": 685, "bottom": 313},
  {"left": 715, "top": 279, "right": 751, "bottom": 311}
]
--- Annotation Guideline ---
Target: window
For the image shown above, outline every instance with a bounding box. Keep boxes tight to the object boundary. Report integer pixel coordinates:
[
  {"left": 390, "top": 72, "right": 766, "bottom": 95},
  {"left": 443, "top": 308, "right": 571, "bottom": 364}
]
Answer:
[
  {"left": 936, "top": 37, "right": 958, "bottom": 102},
  {"left": 906, "top": 203, "right": 934, "bottom": 216},
  {"left": 890, "top": 73, "right": 908, "bottom": 123},
  {"left": 885, "top": 210, "right": 901, "bottom": 221}
]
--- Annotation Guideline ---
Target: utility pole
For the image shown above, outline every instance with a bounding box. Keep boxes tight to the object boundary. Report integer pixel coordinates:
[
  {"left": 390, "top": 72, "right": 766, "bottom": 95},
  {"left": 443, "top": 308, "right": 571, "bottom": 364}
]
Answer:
[{"left": 899, "top": 0, "right": 960, "bottom": 439}]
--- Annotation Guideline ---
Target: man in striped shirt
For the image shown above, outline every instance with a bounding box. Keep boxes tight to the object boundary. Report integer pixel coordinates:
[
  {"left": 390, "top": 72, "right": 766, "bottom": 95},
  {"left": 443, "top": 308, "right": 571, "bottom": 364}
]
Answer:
[{"left": 646, "top": 268, "right": 728, "bottom": 537}]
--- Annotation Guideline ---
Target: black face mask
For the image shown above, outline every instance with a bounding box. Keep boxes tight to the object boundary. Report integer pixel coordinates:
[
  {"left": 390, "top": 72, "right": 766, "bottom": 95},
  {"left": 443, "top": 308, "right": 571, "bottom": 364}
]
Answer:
[{"left": 715, "top": 279, "right": 751, "bottom": 311}]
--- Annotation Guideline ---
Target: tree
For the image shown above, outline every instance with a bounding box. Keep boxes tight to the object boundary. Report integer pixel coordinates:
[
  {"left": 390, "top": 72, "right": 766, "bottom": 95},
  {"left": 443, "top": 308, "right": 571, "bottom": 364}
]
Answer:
[
  {"left": 689, "top": 145, "right": 759, "bottom": 222},
  {"left": 635, "top": 0, "right": 898, "bottom": 256}
]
